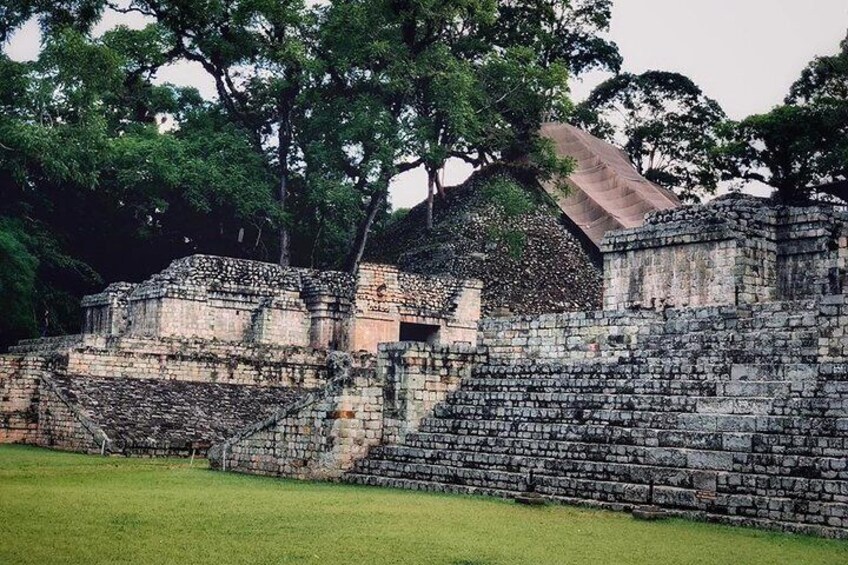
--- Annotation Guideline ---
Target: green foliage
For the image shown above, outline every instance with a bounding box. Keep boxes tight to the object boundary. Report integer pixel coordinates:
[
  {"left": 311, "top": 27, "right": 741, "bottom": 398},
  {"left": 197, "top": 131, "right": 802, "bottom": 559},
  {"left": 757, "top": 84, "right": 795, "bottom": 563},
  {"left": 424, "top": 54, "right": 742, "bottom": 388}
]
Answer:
[
  {"left": 481, "top": 175, "right": 538, "bottom": 259},
  {"left": 482, "top": 177, "right": 537, "bottom": 218},
  {"left": 0, "top": 216, "right": 101, "bottom": 344},
  {"left": 500, "top": 229, "right": 528, "bottom": 259},
  {"left": 0, "top": 0, "right": 618, "bottom": 342},
  {"left": 0, "top": 30, "right": 279, "bottom": 347},
  {"left": 718, "top": 34, "right": 848, "bottom": 203},
  {"left": 575, "top": 71, "right": 726, "bottom": 203},
  {"left": 717, "top": 105, "right": 846, "bottom": 202},
  {"left": 482, "top": 0, "right": 621, "bottom": 76},
  {"left": 0, "top": 0, "right": 105, "bottom": 42},
  {"left": 788, "top": 33, "right": 848, "bottom": 106},
  {"left": 385, "top": 208, "right": 411, "bottom": 227},
  {"left": 0, "top": 219, "right": 38, "bottom": 343},
  {"left": 2, "top": 446, "right": 847, "bottom": 565},
  {"left": 477, "top": 46, "right": 573, "bottom": 162}
]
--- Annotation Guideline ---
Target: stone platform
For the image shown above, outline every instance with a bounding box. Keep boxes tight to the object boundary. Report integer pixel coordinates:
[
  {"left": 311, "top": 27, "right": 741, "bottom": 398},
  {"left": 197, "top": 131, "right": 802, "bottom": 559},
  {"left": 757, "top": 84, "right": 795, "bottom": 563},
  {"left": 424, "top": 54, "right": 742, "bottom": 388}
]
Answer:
[{"left": 347, "top": 296, "right": 848, "bottom": 539}]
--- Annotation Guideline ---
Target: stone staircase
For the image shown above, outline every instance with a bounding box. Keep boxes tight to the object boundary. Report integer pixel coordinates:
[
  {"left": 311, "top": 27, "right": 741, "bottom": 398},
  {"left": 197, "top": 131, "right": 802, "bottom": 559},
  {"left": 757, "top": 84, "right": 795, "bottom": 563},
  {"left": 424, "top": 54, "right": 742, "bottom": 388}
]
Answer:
[
  {"left": 41, "top": 374, "right": 305, "bottom": 456},
  {"left": 347, "top": 357, "right": 848, "bottom": 535}
]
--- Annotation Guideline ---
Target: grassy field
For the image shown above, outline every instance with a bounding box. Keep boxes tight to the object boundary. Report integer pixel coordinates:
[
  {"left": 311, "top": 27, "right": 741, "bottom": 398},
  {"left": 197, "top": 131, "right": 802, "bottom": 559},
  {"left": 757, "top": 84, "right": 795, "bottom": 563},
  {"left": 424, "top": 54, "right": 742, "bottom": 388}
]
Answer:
[{"left": 0, "top": 446, "right": 846, "bottom": 565}]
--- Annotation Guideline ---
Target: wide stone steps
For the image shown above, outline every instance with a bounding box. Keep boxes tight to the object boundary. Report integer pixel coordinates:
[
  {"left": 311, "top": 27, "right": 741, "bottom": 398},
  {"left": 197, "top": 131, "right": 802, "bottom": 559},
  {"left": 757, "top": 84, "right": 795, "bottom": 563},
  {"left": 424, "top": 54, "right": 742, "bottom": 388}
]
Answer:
[
  {"left": 445, "top": 391, "right": 702, "bottom": 410},
  {"left": 346, "top": 471, "right": 841, "bottom": 533},
  {"left": 429, "top": 400, "right": 796, "bottom": 426},
  {"left": 349, "top": 457, "right": 843, "bottom": 518},
  {"left": 471, "top": 365, "right": 815, "bottom": 381},
  {"left": 349, "top": 459, "right": 650, "bottom": 505},
  {"left": 416, "top": 415, "right": 848, "bottom": 445},
  {"left": 351, "top": 341, "right": 846, "bottom": 535},
  {"left": 365, "top": 441, "right": 848, "bottom": 484},
  {"left": 446, "top": 389, "right": 804, "bottom": 409},
  {"left": 406, "top": 430, "right": 848, "bottom": 458},
  {"left": 346, "top": 473, "right": 521, "bottom": 500},
  {"left": 464, "top": 378, "right": 793, "bottom": 397}
]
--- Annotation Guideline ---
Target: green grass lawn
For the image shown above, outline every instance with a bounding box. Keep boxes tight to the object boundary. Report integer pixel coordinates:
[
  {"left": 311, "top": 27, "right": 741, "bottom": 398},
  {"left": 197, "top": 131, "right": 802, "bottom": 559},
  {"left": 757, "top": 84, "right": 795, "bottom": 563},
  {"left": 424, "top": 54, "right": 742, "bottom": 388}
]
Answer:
[{"left": 0, "top": 446, "right": 846, "bottom": 565}]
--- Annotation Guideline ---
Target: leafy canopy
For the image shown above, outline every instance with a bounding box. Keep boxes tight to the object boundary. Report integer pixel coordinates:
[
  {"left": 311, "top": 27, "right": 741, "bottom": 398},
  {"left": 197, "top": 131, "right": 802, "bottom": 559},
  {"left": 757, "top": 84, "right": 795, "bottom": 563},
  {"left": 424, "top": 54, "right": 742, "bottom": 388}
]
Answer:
[
  {"left": 718, "top": 33, "right": 848, "bottom": 203},
  {"left": 575, "top": 70, "right": 726, "bottom": 203}
]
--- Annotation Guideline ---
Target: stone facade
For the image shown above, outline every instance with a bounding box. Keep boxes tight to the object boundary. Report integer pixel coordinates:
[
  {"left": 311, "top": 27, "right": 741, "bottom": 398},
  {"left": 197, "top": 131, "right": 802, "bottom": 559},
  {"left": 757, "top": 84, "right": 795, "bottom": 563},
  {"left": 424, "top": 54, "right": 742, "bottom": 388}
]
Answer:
[
  {"left": 0, "top": 356, "right": 43, "bottom": 444},
  {"left": 0, "top": 259, "right": 480, "bottom": 457},
  {"left": 81, "top": 256, "right": 482, "bottom": 353},
  {"left": 11, "top": 335, "right": 352, "bottom": 389},
  {"left": 602, "top": 194, "right": 848, "bottom": 310},
  {"left": 351, "top": 299, "right": 848, "bottom": 539},
  {"left": 207, "top": 344, "right": 484, "bottom": 479},
  {"left": 0, "top": 338, "right": 372, "bottom": 456}
]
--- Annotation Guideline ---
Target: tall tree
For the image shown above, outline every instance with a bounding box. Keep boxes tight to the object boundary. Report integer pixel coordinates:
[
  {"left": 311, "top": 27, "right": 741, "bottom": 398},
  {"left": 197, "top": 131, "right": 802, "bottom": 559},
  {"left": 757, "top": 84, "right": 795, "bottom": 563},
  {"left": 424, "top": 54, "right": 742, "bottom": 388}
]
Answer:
[
  {"left": 575, "top": 71, "right": 726, "bottom": 202},
  {"left": 483, "top": 0, "right": 621, "bottom": 75},
  {"left": 1, "top": 0, "right": 105, "bottom": 41},
  {"left": 0, "top": 27, "right": 281, "bottom": 345},
  {"left": 719, "top": 33, "right": 848, "bottom": 203},
  {"left": 102, "top": 0, "right": 316, "bottom": 266},
  {"left": 316, "top": 0, "right": 603, "bottom": 267}
]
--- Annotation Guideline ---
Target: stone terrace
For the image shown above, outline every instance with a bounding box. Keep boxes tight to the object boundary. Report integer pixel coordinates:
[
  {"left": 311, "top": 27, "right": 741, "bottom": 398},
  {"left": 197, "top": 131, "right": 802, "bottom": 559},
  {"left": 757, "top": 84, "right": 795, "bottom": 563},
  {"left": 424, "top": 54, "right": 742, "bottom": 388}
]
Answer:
[
  {"left": 348, "top": 297, "right": 848, "bottom": 539},
  {"left": 345, "top": 196, "right": 848, "bottom": 539}
]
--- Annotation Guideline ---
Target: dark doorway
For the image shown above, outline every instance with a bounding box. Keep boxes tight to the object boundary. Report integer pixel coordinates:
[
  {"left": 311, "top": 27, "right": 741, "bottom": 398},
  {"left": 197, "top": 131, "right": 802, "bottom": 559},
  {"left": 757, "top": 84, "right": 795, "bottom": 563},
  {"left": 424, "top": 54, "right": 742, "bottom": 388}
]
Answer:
[{"left": 399, "top": 322, "right": 440, "bottom": 344}]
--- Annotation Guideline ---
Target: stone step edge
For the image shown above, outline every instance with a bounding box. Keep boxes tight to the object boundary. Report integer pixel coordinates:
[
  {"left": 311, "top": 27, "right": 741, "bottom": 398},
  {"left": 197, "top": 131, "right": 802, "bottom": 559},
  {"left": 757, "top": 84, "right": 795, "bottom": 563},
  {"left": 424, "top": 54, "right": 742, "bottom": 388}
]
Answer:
[
  {"left": 416, "top": 415, "right": 848, "bottom": 437},
  {"left": 343, "top": 474, "right": 848, "bottom": 540},
  {"left": 368, "top": 444, "right": 848, "bottom": 480}
]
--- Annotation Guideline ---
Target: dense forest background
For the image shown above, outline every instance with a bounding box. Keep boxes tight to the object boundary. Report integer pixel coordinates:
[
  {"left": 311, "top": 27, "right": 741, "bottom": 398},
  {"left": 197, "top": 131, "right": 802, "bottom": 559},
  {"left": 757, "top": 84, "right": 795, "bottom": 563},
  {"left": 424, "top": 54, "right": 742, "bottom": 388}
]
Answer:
[{"left": 0, "top": 1, "right": 845, "bottom": 348}]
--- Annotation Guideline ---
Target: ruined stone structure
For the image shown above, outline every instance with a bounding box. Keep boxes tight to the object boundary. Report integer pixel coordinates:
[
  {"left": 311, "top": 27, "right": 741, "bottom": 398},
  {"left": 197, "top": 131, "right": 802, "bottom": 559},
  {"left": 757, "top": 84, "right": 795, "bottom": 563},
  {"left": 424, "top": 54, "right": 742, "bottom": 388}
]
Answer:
[
  {"left": 369, "top": 125, "right": 683, "bottom": 317},
  {"left": 213, "top": 195, "right": 848, "bottom": 539},
  {"left": 0, "top": 261, "right": 480, "bottom": 455},
  {"left": 369, "top": 169, "right": 605, "bottom": 316},
  {"left": 81, "top": 256, "right": 481, "bottom": 353},
  {"left": 603, "top": 194, "right": 848, "bottom": 310},
  {"left": 2, "top": 194, "right": 848, "bottom": 538}
]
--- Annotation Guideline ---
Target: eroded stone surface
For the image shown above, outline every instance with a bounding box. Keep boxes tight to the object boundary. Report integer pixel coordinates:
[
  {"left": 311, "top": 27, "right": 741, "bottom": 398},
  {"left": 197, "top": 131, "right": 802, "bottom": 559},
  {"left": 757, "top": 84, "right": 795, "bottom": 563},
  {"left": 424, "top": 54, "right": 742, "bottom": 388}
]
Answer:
[{"left": 81, "top": 258, "right": 482, "bottom": 353}]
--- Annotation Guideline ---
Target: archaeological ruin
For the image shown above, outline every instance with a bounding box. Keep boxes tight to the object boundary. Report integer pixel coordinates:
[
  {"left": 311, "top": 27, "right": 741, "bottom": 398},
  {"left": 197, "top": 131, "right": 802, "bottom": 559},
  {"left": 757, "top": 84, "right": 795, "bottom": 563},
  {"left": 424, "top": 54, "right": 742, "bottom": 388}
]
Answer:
[
  {"left": 2, "top": 191, "right": 848, "bottom": 539},
  {"left": 0, "top": 259, "right": 480, "bottom": 455}
]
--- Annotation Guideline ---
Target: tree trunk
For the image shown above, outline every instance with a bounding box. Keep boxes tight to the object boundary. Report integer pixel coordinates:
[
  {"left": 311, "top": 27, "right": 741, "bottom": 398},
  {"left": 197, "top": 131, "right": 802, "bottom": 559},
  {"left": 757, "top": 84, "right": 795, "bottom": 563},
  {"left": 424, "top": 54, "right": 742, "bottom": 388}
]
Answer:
[
  {"left": 426, "top": 168, "right": 435, "bottom": 231},
  {"left": 435, "top": 170, "right": 445, "bottom": 198},
  {"left": 345, "top": 186, "right": 388, "bottom": 273},
  {"left": 277, "top": 113, "right": 292, "bottom": 267},
  {"left": 278, "top": 173, "right": 291, "bottom": 267}
]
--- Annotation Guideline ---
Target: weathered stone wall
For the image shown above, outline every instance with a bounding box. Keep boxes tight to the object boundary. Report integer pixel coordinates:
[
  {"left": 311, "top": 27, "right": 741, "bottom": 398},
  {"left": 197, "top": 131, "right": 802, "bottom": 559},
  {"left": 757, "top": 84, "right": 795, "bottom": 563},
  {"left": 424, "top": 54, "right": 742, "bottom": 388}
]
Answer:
[
  {"left": 208, "top": 344, "right": 483, "bottom": 479},
  {"left": 209, "top": 356, "right": 384, "bottom": 479},
  {"left": 478, "top": 310, "right": 657, "bottom": 364},
  {"left": 80, "top": 256, "right": 482, "bottom": 354},
  {"left": 0, "top": 356, "right": 43, "bottom": 443},
  {"left": 82, "top": 282, "right": 136, "bottom": 335},
  {"left": 348, "top": 264, "right": 481, "bottom": 352},
  {"left": 1, "top": 335, "right": 375, "bottom": 456},
  {"left": 11, "top": 335, "right": 363, "bottom": 389},
  {"left": 380, "top": 343, "right": 485, "bottom": 445},
  {"left": 119, "top": 255, "right": 310, "bottom": 345},
  {"left": 35, "top": 377, "right": 109, "bottom": 455},
  {"left": 602, "top": 195, "right": 848, "bottom": 310}
]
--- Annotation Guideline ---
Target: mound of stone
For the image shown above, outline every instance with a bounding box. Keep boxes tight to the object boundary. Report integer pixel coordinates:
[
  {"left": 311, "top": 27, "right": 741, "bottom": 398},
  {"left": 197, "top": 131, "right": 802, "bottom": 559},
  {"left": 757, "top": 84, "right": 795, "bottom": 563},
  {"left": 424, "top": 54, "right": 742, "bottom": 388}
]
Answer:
[{"left": 368, "top": 169, "right": 603, "bottom": 316}]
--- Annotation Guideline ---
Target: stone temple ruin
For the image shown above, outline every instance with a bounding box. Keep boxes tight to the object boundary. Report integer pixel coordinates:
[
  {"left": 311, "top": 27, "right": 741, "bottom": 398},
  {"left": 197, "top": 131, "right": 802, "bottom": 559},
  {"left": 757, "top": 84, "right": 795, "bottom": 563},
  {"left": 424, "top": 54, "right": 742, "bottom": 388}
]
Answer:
[
  {"left": 2, "top": 193, "right": 848, "bottom": 539},
  {"left": 0, "top": 259, "right": 481, "bottom": 455}
]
